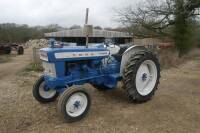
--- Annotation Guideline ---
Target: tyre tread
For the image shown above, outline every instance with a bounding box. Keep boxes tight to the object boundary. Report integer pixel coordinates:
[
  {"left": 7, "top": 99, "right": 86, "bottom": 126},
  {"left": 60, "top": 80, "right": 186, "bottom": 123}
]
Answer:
[{"left": 123, "top": 51, "right": 161, "bottom": 103}]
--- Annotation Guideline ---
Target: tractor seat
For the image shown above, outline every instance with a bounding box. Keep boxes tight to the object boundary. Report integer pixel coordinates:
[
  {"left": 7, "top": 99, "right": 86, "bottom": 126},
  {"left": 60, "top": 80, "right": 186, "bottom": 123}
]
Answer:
[{"left": 112, "top": 45, "right": 129, "bottom": 61}]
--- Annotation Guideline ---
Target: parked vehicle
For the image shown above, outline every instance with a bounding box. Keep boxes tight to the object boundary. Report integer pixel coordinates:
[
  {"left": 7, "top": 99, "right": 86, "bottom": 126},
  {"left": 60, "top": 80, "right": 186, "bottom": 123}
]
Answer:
[
  {"left": 33, "top": 39, "right": 161, "bottom": 122},
  {"left": 0, "top": 43, "right": 24, "bottom": 55}
]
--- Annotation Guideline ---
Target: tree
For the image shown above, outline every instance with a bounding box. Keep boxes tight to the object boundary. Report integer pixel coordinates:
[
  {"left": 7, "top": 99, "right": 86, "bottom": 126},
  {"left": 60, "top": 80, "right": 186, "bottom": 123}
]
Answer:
[
  {"left": 117, "top": 0, "right": 200, "bottom": 56},
  {"left": 173, "top": 0, "right": 200, "bottom": 56},
  {"left": 104, "top": 27, "right": 113, "bottom": 31},
  {"left": 0, "top": 23, "right": 60, "bottom": 43},
  {"left": 94, "top": 26, "right": 103, "bottom": 30},
  {"left": 45, "top": 24, "right": 64, "bottom": 31},
  {"left": 69, "top": 25, "right": 81, "bottom": 30}
]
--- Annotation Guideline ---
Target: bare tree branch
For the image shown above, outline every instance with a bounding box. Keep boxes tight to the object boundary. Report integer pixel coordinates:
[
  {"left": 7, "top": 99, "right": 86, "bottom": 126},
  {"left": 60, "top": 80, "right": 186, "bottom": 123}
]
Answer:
[{"left": 116, "top": 0, "right": 200, "bottom": 38}]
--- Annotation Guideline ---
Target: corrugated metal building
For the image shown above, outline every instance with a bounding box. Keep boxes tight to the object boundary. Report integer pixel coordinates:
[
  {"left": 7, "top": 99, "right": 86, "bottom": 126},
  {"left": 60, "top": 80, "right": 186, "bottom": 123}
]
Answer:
[{"left": 44, "top": 29, "right": 132, "bottom": 45}]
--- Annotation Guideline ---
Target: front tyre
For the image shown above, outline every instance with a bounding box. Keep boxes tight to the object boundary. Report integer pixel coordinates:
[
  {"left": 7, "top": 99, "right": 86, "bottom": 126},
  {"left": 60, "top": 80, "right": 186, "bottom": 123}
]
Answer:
[
  {"left": 33, "top": 76, "right": 59, "bottom": 103},
  {"left": 123, "top": 51, "right": 160, "bottom": 103},
  {"left": 57, "top": 86, "right": 91, "bottom": 123}
]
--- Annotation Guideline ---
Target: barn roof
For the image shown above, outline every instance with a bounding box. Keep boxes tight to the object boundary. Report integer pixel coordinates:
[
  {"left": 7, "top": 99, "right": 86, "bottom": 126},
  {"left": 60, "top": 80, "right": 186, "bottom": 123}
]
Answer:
[{"left": 44, "top": 29, "right": 131, "bottom": 38}]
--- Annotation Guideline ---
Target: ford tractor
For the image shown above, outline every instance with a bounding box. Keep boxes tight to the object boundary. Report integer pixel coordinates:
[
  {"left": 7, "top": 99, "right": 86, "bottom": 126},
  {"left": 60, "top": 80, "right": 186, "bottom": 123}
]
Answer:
[
  {"left": 32, "top": 9, "right": 160, "bottom": 122},
  {"left": 32, "top": 39, "right": 160, "bottom": 122}
]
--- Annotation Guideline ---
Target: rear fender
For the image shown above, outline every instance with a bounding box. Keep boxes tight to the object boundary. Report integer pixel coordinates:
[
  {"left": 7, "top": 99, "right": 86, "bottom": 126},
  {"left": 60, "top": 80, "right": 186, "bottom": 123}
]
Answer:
[{"left": 120, "top": 45, "right": 147, "bottom": 76}]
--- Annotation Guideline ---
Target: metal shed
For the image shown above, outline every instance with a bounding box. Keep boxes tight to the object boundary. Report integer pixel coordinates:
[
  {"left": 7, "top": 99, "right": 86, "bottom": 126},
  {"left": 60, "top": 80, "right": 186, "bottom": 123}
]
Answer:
[{"left": 44, "top": 29, "right": 132, "bottom": 45}]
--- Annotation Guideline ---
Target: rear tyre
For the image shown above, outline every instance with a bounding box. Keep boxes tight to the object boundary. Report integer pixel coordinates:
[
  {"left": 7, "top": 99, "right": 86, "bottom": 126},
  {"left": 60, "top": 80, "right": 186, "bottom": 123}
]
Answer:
[
  {"left": 123, "top": 51, "right": 160, "bottom": 103},
  {"left": 17, "top": 46, "right": 24, "bottom": 55},
  {"left": 57, "top": 86, "right": 91, "bottom": 123},
  {"left": 33, "top": 76, "right": 59, "bottom": 103},
  {"left": 4, "top": 46, "right": 11, "bottom": 54}
]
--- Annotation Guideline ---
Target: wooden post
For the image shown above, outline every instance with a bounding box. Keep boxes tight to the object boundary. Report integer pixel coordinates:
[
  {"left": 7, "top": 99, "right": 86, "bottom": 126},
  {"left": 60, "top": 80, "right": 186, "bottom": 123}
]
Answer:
[
  {"left": 85, "top": 8, "right": 89, "bottom": 47},
  {"left": 32, "top": 47, "right": 36, "bottom": 64},
  {"left": 85, "top": 8, "right": 89, "bottom": 25}
]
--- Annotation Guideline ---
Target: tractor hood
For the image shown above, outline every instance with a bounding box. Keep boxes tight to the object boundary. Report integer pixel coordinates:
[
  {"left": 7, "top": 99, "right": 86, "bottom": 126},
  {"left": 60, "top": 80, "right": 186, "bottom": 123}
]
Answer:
[{"left": 40, "top": 46, "right": 110, "bottom": 62}]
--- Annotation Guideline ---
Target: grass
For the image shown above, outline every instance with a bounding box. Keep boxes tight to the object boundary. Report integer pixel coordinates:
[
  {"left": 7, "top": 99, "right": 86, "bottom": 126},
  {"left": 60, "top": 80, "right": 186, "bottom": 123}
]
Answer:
[
  {"left": 17, "top": 63, "right": 43, "bottom": 77},
  {"left": 23, "top": 63, "right": 44, "bottom": 72},
  {"left": 158, "top": 48, "right": 200, "bottom": 69},
  {"left": 158, "top": 48, "right": 181, "bottom": 69}
]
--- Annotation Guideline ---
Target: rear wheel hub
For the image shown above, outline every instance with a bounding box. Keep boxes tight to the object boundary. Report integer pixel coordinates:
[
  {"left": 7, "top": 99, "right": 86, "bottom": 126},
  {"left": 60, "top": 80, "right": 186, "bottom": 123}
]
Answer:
[{"left": 136, "top": 60, "right": 158, "bottom": 96}]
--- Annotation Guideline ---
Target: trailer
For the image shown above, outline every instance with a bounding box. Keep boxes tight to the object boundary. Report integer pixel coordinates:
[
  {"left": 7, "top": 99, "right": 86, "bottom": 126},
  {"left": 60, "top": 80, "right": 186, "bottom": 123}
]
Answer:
[{"left": 0, "top": 43, "right": 24, "bottom": 55}]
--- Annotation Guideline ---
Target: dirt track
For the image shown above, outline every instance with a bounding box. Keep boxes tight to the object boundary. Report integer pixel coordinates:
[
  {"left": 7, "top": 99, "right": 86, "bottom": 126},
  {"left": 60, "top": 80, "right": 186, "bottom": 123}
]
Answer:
[{"left": 0, "top": 49, "right": 200, "bottom": 133}]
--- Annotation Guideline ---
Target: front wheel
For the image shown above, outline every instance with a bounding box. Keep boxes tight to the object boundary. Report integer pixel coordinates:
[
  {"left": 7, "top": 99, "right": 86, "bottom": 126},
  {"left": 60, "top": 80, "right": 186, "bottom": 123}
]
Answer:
[
  {"left": 57, "top": 86, "right": 91, "bottom": 123},
  {"left": 17, "top": 46, "right": 24, "bottom": 55},
  {"left": 33, "top": 76, "right": 59, "bottom": 103}
]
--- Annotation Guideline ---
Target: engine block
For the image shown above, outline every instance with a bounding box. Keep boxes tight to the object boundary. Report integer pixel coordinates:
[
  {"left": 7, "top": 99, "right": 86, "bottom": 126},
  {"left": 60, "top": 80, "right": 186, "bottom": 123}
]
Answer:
[{"left": 40, "top": 45, "right": 120, "bottom": 92}]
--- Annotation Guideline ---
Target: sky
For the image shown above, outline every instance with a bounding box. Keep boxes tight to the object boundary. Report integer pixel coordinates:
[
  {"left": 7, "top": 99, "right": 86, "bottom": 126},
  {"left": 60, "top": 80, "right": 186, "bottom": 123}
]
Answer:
[{"left": 0, "top": 0, "right": 140, "bottom": 28}]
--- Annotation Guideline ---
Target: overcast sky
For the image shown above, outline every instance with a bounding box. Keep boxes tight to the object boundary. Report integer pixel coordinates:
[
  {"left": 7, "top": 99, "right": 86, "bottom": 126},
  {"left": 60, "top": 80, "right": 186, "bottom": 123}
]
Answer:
[{"left": 0, "top": 0, "right": 140, "bottom": 28}]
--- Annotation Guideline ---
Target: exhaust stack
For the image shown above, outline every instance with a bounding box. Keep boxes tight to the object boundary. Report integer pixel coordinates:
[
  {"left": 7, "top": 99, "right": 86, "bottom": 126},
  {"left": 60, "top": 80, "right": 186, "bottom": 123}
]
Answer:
[{"left": 84, "top": 8, "right": 93, "bottom": 47}]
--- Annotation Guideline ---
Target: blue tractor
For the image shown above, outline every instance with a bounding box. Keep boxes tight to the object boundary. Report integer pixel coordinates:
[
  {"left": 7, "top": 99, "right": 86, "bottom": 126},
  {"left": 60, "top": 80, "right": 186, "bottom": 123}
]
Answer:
[{"left": 33, "top": 39, "right": 160, "bottom": 122}]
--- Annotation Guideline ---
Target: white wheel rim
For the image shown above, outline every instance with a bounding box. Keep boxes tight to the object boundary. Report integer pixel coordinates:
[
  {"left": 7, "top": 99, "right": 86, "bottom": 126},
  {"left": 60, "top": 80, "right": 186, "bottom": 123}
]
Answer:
[
  {"left": 136, "top": 60, "right": 158, "bottom": 96},
  {"left": 39, "top": 82, "right": 57, "bottom": 99},
  {"left": 66, "top": 92, "right": 88, "bottom": 117}
]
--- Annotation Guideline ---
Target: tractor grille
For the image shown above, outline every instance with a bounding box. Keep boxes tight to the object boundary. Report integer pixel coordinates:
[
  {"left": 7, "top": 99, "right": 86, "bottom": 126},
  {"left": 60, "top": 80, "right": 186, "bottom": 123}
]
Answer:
[{"left": 42, "top": 62, "right": 56, "bottom": 77}]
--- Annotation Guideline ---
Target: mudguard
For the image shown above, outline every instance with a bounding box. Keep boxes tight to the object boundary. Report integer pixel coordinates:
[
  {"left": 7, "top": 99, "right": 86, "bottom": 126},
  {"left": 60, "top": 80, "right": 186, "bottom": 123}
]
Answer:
[{"left": 120, "top": 45, "right": 148, "bottom": 76}]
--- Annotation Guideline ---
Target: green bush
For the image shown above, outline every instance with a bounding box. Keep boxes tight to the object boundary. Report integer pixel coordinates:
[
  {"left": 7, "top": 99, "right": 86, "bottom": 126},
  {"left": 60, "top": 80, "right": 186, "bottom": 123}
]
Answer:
[{"left": 24, "top": 63, "right": 43, "bottom": 72}]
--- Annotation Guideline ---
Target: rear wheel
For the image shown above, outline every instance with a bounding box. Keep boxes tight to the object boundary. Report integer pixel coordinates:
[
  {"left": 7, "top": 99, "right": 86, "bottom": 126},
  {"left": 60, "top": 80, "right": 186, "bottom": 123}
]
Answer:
[
  {"left": 17, "top": 46, "right": 24, "bottom": 55},
  {"left": 57, "top": 86, "right": 91, "bottom": 123},
  {"left": 123, "top": 51, "right": 160, "bottom": 103},
  {"left": 33, "top": 76, "right": 59, "bottom": 103},
  {"left": 4, "top": 46, "right": 11, "bottom": 54}
]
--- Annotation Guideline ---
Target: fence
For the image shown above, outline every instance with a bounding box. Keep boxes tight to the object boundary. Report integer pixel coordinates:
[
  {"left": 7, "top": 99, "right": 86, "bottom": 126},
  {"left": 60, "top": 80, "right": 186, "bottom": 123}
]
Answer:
[
  {"left": 134, "top": 37, "right": 173, "bottom": 51},
  {"left": 32, "top": 47, "right": 41, "bottom": 64}
]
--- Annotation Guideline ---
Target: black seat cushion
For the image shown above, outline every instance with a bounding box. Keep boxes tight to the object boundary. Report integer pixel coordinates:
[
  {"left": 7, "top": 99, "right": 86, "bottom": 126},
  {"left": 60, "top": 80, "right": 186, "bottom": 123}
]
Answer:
[{"left": 112, "top": 45, "right": 129, "bottom": 62}]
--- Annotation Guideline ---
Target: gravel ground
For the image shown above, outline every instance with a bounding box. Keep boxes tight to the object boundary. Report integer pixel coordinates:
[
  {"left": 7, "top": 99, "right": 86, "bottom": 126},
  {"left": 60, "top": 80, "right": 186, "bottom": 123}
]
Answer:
[{"left": 0, "top": 49, "right": 200, "bottom": 133}]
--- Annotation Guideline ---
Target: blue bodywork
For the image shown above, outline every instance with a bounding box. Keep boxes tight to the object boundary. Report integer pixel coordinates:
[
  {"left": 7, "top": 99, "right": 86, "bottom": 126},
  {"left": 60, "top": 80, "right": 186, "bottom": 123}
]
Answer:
[{"left": 40, "top": 41, "right": 121, "bottom": 93}]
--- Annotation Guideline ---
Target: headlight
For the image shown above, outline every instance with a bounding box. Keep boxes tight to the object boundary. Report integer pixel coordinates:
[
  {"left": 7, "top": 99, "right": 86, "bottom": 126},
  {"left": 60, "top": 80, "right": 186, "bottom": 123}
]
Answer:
[
  {"left": 42, "top": 62, "right": 56, "bottom": 77},
  {"left": 40, "top": 51, "right": 48, "bottom": 61}
]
